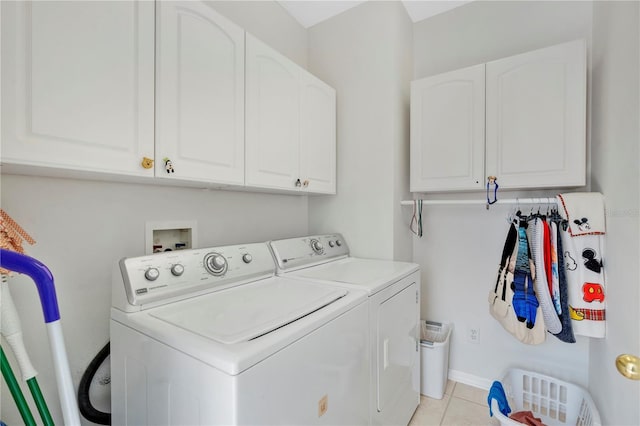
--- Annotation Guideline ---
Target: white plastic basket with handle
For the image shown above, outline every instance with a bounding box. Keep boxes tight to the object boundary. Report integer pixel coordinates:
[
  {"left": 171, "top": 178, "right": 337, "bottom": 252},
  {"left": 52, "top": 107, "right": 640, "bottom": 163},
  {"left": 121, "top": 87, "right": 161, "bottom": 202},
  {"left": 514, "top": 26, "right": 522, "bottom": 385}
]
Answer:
[{"left": 490, "top": 368, "right": 601, "bottom": 426}]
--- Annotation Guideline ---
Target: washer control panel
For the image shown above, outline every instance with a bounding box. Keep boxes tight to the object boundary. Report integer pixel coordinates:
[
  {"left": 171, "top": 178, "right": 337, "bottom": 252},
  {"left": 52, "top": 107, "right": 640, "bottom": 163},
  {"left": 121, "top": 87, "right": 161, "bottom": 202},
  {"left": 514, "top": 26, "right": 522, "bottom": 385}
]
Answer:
[
  {"left": 269, "top": 234, "right": 349, "bottom": 271},
  {"left": 114, "top": 243, "right": 274, "bottom": 311}
]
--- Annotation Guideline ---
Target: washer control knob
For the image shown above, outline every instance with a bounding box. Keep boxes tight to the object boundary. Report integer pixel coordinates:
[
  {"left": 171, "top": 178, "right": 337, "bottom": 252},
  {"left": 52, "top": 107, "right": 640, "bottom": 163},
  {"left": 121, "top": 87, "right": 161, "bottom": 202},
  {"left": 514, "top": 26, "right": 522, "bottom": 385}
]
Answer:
[
  {"left": 242, "top": 253, "right": 253, "bottom": 264},
  {"left": 204, "top": 253, "right": 228, "bottom": 276},
  {"left": 336, "top": 239, "right": 342, "bottom": 247},
  {"left": 328, "top": 241, "right": 335, "bottom": 248},
  {"left": 310, "top": 239, "right": 324, "bottom": 254},
  {"left": 144, "top": 267, "right": 160, "bottom": 281},
  {"left": 170, "top": 264, "right": 184, "bottom": 276}
]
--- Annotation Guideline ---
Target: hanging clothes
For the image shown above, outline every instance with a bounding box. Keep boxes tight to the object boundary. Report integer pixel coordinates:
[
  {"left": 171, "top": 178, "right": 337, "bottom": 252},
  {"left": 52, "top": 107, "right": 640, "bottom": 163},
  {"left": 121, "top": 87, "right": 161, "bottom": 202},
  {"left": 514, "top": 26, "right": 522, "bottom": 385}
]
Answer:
[
  {"left": 489, "top": 218, "right": 546, "bottom": 345},
  {"left": 527, "top": 217, "right": 562, "bottom": 334},
  {"left": 542, "top": 220, "right": 553, "bottom": 296},
  {"left": 557, "top": 193, "right": 606, "bottom": 338},
  {"left": 549, "top": 220, "right": 562, "bottom": 315},
  {"left": 549, "top": 212, "right": 576, "bottom": 343},
  {"left": 513, "top": 224, "right": 539, "bottom": 329}
]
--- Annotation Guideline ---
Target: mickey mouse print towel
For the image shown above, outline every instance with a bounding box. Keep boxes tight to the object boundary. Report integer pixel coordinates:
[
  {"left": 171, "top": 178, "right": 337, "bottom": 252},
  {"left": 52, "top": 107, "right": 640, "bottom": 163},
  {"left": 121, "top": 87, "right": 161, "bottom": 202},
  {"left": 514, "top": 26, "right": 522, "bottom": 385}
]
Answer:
[{"left": 557, "top": 192, "right": 606, "bottom": 338}]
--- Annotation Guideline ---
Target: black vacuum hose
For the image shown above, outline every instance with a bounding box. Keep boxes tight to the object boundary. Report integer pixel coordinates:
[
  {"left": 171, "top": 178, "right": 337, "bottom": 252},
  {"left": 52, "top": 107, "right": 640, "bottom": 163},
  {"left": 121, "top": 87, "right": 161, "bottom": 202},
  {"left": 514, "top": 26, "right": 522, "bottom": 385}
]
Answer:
[{"left": 77, "top": 342, "right": 111, "bottom": 425}]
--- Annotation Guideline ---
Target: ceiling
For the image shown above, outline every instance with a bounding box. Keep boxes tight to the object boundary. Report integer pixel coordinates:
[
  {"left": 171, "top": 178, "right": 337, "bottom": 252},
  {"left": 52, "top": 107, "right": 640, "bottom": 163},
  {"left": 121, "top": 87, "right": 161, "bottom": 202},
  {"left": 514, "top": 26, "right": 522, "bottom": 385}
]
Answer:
[{"left": 277, "top": 1, "right": 474, "bottom": 29}]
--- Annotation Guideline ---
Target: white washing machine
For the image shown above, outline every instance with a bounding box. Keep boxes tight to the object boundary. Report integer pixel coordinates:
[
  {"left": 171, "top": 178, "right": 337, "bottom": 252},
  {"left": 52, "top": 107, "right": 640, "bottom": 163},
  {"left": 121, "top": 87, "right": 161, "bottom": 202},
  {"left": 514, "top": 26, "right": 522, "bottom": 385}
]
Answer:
[
  {"left": 269, "top": 234, "right": 421, "bottom": 426},
  {"left": 110, "top": 242, "right": 370, "bottom": 425}
]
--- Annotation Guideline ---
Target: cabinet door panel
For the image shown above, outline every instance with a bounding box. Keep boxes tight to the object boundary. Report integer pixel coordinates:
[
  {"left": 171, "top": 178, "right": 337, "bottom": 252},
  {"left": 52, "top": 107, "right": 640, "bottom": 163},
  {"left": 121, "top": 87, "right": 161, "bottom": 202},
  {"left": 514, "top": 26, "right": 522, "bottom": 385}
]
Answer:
[
  {"left": 300, "top": 72, "right": 336, "bottom": 194},
  {"left": 156, "top": 1, "right": 244, "bottom": 184},
  {"left": 245, "top": 34, "right": 300, "bottom": 191},
  {"left": 486, "top": 39, "right": 586, "bottom": 188},
  {"left": 1, "top": 1, "right": 154, "bottom": 175},
  {"left": 410, "top": 64, "right": 485, "bottom": 192}
]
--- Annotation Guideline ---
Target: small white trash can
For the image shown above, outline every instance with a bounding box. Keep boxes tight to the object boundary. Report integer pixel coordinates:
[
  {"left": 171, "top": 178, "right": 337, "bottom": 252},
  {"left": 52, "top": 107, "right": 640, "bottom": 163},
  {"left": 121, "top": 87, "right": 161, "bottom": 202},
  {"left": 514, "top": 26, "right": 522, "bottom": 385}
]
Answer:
[{"left": 420, "top": 320, "right": 452, "bottom": 399}]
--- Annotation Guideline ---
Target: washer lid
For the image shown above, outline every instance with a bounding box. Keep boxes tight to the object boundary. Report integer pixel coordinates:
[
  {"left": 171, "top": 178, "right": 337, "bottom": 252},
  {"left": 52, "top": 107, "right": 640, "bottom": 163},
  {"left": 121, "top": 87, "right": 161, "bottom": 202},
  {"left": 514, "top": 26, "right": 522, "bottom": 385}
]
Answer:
[
  {"left": 287, "top": 258, "right": 419, "bottom": 294},
  {"left": 149, "top": 279, "right": 347, "bottom": 344}
]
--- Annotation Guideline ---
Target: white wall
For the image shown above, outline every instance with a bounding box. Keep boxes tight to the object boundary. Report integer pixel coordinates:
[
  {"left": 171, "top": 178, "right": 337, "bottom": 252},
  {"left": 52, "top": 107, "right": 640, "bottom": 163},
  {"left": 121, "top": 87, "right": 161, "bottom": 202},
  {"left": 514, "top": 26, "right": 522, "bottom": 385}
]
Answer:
[
  {"left": 589, "top": 2, "right": 640, "bottom": 424},
  {"left": 0, "top": 2, "right": 308, "bottom": 424},
  {"left": 307, "top": 1, "right": 413, "bottom": 261},
  {"left": 413, "top": 0, "right": 593, "bottom": 78},
  {"left": 209, "top": 0, "right": 308, "bottom": 68},
  {"left": 412, "top": 1, "right": 594, "bottom": 387},
  {"left": 391, "top": 4, "right": 414, "bottom": 263}
]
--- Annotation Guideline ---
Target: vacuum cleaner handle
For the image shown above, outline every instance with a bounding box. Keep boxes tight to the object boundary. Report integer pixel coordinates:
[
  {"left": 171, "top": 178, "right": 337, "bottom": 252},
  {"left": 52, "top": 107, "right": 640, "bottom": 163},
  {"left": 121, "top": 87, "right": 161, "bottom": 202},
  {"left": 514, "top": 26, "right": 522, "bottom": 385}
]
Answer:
[
  {"left": 0, "top": 249, "right": 59, "bottom": 323},
  {"left": 0, "top": 249, "right": 81, "bottom": 426}
]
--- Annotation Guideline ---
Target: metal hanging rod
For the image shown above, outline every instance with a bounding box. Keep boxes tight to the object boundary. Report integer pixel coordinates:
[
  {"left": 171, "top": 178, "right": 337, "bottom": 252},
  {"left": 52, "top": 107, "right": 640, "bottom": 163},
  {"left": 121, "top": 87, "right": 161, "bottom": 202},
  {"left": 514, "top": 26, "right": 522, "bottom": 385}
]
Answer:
[{"left": 400, "top": 197, "right": 558, "bottom": 206}]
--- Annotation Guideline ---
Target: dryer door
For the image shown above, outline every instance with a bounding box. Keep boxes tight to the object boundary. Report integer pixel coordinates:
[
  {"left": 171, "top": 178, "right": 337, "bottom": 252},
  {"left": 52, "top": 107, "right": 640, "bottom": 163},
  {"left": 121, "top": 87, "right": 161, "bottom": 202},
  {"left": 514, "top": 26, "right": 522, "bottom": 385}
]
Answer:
[{"left": 376, "top": 280, "right": 419, "bottom": 412}]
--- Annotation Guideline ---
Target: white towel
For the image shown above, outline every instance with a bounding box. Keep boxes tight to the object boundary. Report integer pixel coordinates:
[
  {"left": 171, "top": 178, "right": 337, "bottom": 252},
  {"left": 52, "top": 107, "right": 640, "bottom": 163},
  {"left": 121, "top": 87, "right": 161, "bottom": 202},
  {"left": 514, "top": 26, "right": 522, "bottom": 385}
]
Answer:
[
  {"left": 557, "top": 193, "right": 606, "bottom": 235},
  {"left": 557, "top": 193, "right": 606, "bottom": 338}
]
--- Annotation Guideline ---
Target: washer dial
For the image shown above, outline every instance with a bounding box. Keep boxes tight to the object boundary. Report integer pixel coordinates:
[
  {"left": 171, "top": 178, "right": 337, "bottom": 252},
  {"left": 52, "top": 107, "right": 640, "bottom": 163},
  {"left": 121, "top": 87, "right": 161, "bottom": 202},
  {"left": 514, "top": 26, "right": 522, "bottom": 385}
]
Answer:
[
  {"left": 170, "top": 264, "right": 185, "bottom": 276},
  {"left": 310, "top": 239, "right": 324, "bottom": 254},
  {"left": 204, "top": 252, "right": 228, "bottom": 276},
  {"left": 144, "top": 267, "right": 160, "bottom": 281}
]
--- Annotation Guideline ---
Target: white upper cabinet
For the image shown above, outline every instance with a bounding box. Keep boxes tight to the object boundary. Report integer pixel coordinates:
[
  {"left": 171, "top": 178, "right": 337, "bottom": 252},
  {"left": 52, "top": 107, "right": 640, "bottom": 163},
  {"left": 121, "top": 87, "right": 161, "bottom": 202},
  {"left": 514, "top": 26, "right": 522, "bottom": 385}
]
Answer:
[
  {"left": 1, "top": 2, "right": 336, "bottom": 194},
  {"left": 245, "top": 34, "right": 301, "bottom": 191},
  {"left": 485, "top": 39, "right": 587, "bottom": 189},
  {"left": 299, "top": 72, "right": 336, "bottom": 194},
  {"left": 155, "top": 1, "right": 244, "bottom": 185},
  {"left": 410, "top": 39, "right": 587, "bottom": 192},
  {"left": 245, "top": 34, "right": 336, "bottom": 194},
  {"left": 410, "top": 64, "right": 485, "bottom": 192},
  {"left": 1, "top": 1, "right": 155, "bottom": 176}
]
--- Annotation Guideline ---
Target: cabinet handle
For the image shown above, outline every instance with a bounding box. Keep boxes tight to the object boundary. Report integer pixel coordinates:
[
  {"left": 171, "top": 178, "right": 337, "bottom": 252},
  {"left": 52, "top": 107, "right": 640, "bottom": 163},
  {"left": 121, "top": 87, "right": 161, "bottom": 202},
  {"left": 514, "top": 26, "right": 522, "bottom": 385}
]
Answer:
[
  {"left": 141, "top": 157, "right": 154, "bottom": 169},
  {"left": 486, "top": 176, "right": 499, "bottom": 207},
  {"left": 163, "top": 157, "right": 175, "bottom": 174}
]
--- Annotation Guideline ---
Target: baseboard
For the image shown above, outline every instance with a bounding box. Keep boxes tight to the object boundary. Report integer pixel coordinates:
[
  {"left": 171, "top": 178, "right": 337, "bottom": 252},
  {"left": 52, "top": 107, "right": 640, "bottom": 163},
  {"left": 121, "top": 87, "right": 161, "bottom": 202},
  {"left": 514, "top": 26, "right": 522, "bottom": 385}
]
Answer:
[{"left": 448, "top": 369, "right": 493, "bottom": 390}]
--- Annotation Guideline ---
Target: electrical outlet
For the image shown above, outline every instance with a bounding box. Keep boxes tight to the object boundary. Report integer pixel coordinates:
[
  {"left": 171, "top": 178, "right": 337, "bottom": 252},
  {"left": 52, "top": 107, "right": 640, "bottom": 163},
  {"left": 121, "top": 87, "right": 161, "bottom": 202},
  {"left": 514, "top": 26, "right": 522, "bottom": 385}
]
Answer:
[{"left": 468, "top": 327, "right": 480, "bottom": 344}]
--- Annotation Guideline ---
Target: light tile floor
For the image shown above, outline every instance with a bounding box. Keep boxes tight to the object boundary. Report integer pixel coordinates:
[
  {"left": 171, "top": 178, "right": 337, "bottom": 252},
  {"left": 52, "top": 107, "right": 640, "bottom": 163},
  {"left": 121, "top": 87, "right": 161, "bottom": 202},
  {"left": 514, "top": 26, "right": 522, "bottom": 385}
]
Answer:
[{"left": 409, "top": 381, "right": 498, "bottom": 426}]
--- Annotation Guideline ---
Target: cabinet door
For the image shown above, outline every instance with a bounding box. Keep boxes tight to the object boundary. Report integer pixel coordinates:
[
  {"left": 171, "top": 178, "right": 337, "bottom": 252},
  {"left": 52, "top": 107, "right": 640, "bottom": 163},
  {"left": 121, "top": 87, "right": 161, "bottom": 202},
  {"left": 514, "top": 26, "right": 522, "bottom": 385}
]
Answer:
[
  {"left": 410, "top": 64, "right": 485, "bottom": 192},
  {"left": 299, "top": 72, "right": 336, "bottom": 194},
  {"left": 155, "top": 1, "right": 244, "bottom": 185},
  {"left": 1, "top": 1, "right": 154, "bottom": 176},
  {"left": 486, "top": 39, "right": 586, "bottom": 189},
  {"left": 245, "top": 34, "right": 301, "bottom": 191}
]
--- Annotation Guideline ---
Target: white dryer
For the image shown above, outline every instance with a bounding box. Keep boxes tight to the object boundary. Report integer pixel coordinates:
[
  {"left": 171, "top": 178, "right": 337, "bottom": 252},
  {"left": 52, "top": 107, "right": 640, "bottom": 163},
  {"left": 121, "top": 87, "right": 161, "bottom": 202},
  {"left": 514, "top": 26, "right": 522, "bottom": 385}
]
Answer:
[
  {"left": 111, "top": 242, "right": 370, "bottom": 425},
  {"left": 269, "top": 234, "right": 421, "bottom": 426}
]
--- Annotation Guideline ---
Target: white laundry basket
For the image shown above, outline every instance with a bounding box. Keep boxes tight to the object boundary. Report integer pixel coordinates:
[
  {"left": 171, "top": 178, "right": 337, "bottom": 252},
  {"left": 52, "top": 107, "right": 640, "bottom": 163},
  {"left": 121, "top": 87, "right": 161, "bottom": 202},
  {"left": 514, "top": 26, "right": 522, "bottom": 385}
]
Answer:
[{"left": 490, "top": 368, "right": 601, "bottom": 426}]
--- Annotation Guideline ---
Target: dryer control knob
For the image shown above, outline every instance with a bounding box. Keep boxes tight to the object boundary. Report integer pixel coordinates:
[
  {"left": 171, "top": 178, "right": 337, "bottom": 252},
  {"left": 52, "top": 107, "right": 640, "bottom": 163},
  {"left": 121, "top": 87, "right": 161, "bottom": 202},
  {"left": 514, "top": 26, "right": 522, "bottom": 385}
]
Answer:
[
  {"left": 310, "top": 239, "right": 324, "bottom": 254},
  {"left": 242, "top": 253, "right": 253, "bottom": 264},
  {"left": 144, "top": 267, "right": 160, "bottom": 281},
  {"left": 170, "top": 264, "right": 184, "bottom": 276},
  {"left": 328, "top": 241, "right": 335, "bottom": 248},
  {"left": 336, "top": 240, "right": 342, "bottom": 247},
  {"left": 204, "top": 253, "right": 228, "bottom": 276}
]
